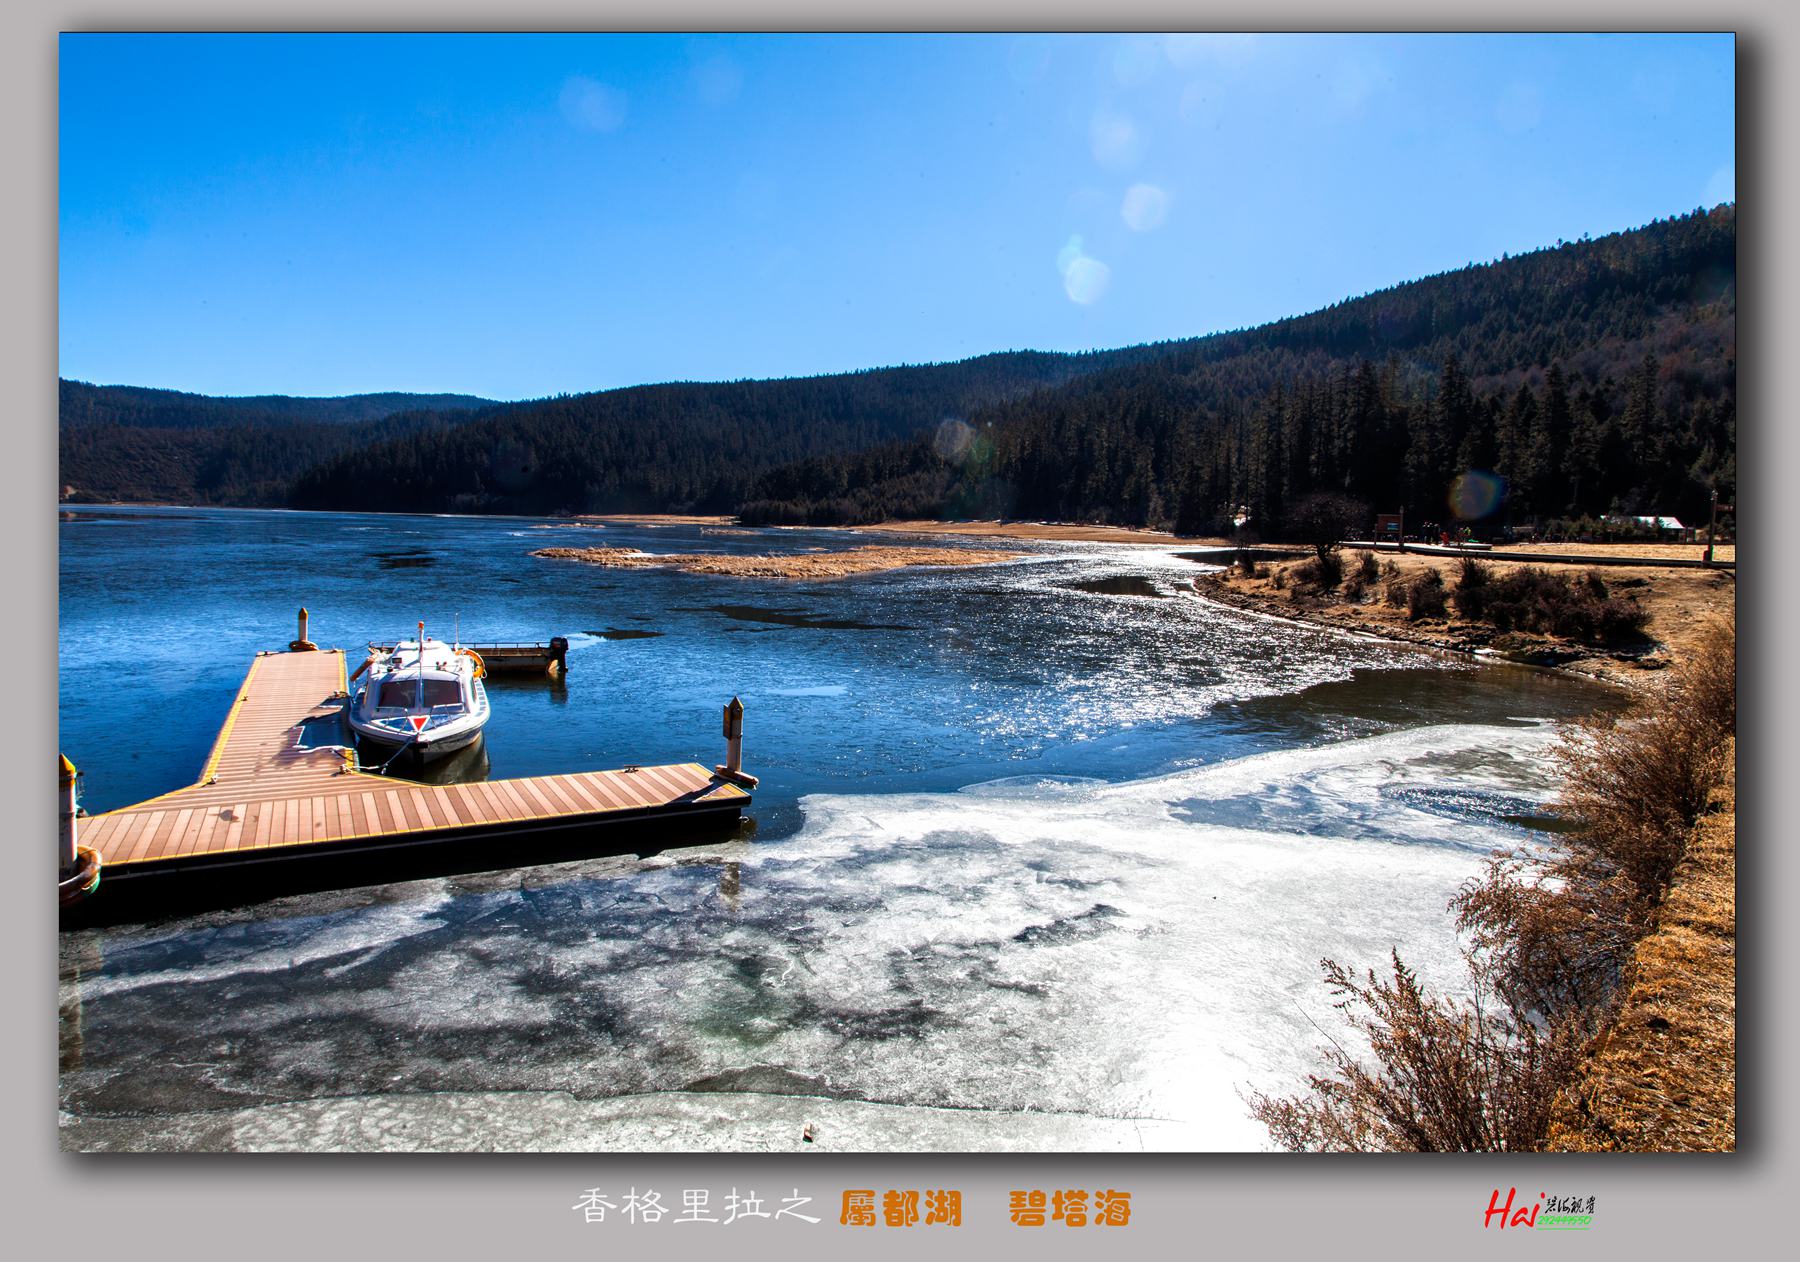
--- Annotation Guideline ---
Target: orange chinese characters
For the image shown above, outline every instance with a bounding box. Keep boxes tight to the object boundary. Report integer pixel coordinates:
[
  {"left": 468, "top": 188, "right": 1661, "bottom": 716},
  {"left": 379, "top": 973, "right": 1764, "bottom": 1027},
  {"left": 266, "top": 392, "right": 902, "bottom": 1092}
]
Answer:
[
  {"left": 1094, "top": 1190, "right": 1131, "bottom": 1226},
  {"left": 924, "top": 1189, "right": 962, "bottom": 1227},
  {"left": 883, "top": 1189, "right": 920, "bottom": 1227},
  {"left": 841, "top": 1190, "right": 877, "bottom": 1227},
  {"left": 1009, "top": 1189, "right": 1048, "bottom": 1227},
  {"left": 1052, "top": 1190, "right": 1088, "bottom": 1227}
]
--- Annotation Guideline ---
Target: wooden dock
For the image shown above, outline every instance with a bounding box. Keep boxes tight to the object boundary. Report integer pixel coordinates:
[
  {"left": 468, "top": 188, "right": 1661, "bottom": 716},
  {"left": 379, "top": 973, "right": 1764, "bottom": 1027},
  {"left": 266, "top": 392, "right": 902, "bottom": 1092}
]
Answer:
[{"left": 71, "top": 648, "right": 749, "bottom": 911}]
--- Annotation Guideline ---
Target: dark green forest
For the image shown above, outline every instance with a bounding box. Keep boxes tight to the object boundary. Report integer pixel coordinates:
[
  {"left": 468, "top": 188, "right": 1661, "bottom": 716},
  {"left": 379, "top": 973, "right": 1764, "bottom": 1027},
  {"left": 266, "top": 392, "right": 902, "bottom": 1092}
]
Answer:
[
  {"left": 742, "top": 206, "right": 1736, "bottom": 536},
  {"left": 58, "top": 383, "right": 497, "bottom": 504},
  {"left": 284, "top": 350, "right": 1170, "bottom": 515},
  {"left": 61, "top": 206, "right": 1734, "bottom": 534}
]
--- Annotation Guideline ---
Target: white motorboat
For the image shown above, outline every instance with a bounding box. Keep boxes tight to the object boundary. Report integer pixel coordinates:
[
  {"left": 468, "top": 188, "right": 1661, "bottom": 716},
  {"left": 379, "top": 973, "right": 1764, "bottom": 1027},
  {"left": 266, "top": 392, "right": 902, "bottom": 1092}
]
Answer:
[{"left": 347, "top": 624, "right": 490, "bottom": 765}]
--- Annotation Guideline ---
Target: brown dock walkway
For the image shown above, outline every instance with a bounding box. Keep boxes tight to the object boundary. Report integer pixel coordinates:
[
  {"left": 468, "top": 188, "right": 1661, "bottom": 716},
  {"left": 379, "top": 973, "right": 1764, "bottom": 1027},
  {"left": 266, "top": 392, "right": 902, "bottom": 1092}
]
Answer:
[{"left": 79, "top": 648, "right": 750, "bottom": 881}]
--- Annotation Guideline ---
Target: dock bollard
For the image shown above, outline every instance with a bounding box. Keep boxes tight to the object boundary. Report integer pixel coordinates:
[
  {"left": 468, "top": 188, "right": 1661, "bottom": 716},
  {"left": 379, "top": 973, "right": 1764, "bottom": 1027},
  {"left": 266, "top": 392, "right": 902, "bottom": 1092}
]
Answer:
[
  {"left": 58, "top": 754, "right": 102, "bottom": 907},
  {"left": 290, "top": 606, "right": 319, "bottom": 652},
  {"left": 59, "top": 754, "right": 78, "bottom": 876},
  {"left": 714, "top": 696, "right": 759, "bottom": 789}
]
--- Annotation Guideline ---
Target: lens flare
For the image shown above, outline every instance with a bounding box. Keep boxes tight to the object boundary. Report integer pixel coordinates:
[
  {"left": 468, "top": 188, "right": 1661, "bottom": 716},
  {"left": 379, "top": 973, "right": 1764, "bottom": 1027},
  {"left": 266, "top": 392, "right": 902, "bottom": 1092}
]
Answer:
[
  {"left": 1089, "top": 108, "right": 1145, "bottom": 170},
  {"left": 1056, "top": 235, "right": 1111, "bottom": 305},
  {"left": 933, "top": 417, "right": 975, "bottom": 462},
  {"left": 1121, "top": 183, "right": 1170, "bottom": 232},
  {"left": 1448, "top": 470, "right": 1505, "bottom": 521},
  {"left": 559, "top": 76, "right": 627, "bottom": 133}
]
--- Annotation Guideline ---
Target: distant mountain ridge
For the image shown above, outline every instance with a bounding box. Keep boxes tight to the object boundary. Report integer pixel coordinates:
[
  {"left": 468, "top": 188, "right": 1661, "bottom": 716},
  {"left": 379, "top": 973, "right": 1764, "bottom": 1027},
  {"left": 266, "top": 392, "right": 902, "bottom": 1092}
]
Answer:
[
  {"left": 283, "top": 348, "right": 1174, "bottom": 514},
  {"left": 60, "top": 205, "right": 1734, "bottom": 527},
  {"left": 59, "top": 381, "right": 500, "bottom": 430},
  {"left": 739, "top": 206, "right": 1736, "bottom": 532}
]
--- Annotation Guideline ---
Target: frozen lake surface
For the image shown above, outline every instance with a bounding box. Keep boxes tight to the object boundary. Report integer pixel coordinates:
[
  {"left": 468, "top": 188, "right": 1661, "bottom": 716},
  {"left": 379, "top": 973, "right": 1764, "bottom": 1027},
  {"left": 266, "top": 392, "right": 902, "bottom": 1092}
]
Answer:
[{"left": 58, "top": 507, "right": 1618, "bottom": 1150}]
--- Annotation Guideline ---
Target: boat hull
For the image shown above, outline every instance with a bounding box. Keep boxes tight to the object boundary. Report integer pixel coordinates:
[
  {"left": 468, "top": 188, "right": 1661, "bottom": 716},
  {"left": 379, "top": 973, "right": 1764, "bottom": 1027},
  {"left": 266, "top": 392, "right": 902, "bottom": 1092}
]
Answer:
[{"left": 350, "top": 720, "right": 486, "bottom": 764}]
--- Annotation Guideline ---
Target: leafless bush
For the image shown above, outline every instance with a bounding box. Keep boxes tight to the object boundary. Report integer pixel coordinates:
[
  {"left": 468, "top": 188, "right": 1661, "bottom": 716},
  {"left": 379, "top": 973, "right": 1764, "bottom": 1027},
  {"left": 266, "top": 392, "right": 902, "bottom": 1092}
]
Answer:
[
  {"left": 1453, "top": 557, "right": 1492, "bottom": 619},
  {"left": 1452, "top": 850, "right": 1643, "bottom": 1023},
  {"left": 1247, "top": 952, "right": 1588, "bottom": 1152},
  {"left": 1453, "top": 565, "right": 1648, "bottom": 643},
  {"left": 1406, "top": 569, "right": 1448, "bottom": 619},
  {"left": 1250, "top": 614, "right": 1736, "bottom": 1152},
  {"left": 1294, "top": 552, "right": 1344, "bottom": 590},
  {"left": 1555, "top": 616, "right": 1736, "bottom": 901}
]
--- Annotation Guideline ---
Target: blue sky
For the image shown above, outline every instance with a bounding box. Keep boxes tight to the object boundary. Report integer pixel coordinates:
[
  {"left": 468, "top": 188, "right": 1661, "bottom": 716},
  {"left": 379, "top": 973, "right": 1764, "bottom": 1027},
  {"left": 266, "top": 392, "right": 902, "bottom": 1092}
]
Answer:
[{"left": 59, "top": 33, "right": 1734, "bottom": 401}]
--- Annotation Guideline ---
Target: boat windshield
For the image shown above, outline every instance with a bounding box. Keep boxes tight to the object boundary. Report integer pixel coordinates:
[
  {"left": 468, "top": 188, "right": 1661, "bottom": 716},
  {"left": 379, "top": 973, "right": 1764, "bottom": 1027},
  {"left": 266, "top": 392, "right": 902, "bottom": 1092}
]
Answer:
[{"left": 376, "top": 677, "right": 463, "bottom": 709}]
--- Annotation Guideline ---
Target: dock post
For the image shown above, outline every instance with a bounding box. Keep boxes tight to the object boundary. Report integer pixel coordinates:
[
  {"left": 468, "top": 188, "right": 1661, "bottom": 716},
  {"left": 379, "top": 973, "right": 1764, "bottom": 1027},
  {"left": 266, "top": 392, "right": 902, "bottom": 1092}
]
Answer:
[
  {"left": 290, "top": 607, "right": 319, "bottom": 652},
  {"left": 59, "top": 754, "right": 78, "bottom": 876},
  {"left": 715, "top": 696, "right": 759, "bottom": 788},
  {"left": 58, "top": 752, "right": 103, "bottom": 907},
  {"left": 1704, "top": 490, "right": 1717, "bottom": 567}
]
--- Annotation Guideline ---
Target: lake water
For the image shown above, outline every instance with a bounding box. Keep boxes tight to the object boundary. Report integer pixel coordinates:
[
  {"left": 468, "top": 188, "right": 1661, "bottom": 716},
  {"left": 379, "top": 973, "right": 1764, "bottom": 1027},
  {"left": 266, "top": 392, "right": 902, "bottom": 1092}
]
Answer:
[{"left": 57, "top": 506, "right": 1619, "bottom": 1150}]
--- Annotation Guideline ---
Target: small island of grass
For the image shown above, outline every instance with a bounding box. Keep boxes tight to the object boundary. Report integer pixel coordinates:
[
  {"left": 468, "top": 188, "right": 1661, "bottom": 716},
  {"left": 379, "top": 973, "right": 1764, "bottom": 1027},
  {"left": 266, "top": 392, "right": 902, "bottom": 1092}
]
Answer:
[{"left": 530, "top": 543, "right": 1027, "bottom": 579}]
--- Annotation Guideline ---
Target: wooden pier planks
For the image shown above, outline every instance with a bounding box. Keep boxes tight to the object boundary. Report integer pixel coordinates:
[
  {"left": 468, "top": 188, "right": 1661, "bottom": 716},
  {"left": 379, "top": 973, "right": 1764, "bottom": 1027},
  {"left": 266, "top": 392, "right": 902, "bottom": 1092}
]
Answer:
[{"left": 83, "top": 648, "right": 748, "bottom": 872}]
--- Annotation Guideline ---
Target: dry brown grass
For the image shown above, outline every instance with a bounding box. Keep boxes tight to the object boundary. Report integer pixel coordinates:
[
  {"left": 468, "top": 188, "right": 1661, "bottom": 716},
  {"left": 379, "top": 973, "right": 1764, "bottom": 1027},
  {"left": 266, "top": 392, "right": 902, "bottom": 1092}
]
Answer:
[
  {"left": 1503, "top": 540, "right": 1735, "bottom": 564},
  {"left": 856, "top": 519, "right": 1233, "bottom": 545},
  {"left": 1549, "top": 747, "right": 1736, "bottom": 1152},
  {"left": 1201, "top": 548, "right": 1734, "bottom": 692},
  {"left": 1555, "top": 617, "right": 1735, "bottom": 900},
  {"left": 531, "top": 544, "right": 1026, "bottom": 579},
  {"left": 1251, "top": 615, "right": 1735, "bottom": 1152}
]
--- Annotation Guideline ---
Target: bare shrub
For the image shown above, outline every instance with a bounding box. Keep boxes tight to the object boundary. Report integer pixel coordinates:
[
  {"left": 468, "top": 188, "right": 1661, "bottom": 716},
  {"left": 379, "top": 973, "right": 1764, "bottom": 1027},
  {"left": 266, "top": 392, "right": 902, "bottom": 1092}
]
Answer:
[
  {"left": 1252, "top": 614, "right": 1736, "bottom": 1153},
  {"left": 1356, "top": 551, "right": 1380, "bottom": 584},
  {"left": 1406, "top": 569, "right": 1448, "bottom": 619},
  {"left": 1466, "top": 566, "right": 1647, "bottom": 644},
  {"left": 1555, "top": 616, "right": 1736, "bottom": 901},
  {"left": 1270, "top": 566, "right": 1287, "bottom": 590},
  {"left": 1452, "top": 850, "right": 1643, "bottom": 1023},
  {"left": 1453, "top": 557, "right": 1491, "bottom": 620},
  {"left": 1247, "top": 952, "right": 1588, "bottom": 1152},
  {"left": 1384, "top": 576, "right": 1407, "bottom": 607},
  {"left": 1294, "top": 552, "right": 1343, "bottom": 590}
]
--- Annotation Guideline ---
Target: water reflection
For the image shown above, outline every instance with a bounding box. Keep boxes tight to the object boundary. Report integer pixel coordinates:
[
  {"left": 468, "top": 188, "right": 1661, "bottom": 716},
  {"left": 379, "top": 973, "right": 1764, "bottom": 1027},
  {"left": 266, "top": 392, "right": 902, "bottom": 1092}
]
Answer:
[{"left": 354, "top": 733, "right": 491, "bottom": 785}]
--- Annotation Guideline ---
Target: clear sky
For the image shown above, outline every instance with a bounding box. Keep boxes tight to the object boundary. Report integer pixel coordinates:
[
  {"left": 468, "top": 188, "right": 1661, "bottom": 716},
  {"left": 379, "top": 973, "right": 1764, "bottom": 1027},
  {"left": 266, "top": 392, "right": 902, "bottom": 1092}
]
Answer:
[{"left": 59, "top": 33, "right": 1735, "bottom": 401}]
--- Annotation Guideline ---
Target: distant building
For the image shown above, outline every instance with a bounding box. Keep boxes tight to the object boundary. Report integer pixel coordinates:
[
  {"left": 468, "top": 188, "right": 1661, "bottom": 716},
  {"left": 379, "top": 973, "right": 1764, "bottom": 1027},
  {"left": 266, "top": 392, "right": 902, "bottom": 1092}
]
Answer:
[{"left": 1602, "top": 514, "right": 1689, "bottom": 539}]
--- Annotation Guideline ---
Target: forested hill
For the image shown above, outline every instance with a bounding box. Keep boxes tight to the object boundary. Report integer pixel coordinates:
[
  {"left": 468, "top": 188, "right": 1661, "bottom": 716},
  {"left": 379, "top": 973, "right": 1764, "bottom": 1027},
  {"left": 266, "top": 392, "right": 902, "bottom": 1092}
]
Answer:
[
  {"left": 742, "top": 205, "right": 1736, "bottom": 534},
  {"left": 58, "top": 381, "right": 502, "bottom": 505},
  {"left": 63, "top": 205, "right": 1734, "bottom": 526},
  {"left": 286, "top": 349, "right": 1166, "bottom": 515},
  {"left": 59, "top": 381, "right": 497, "bottom": 430}
]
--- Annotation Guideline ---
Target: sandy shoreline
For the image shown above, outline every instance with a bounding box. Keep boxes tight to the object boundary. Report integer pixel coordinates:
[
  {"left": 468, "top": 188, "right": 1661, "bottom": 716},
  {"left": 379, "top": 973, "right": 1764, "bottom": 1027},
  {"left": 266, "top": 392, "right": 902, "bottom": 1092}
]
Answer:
[{"left": 531, "top": 543, "right": 1028, "bottom": 579}]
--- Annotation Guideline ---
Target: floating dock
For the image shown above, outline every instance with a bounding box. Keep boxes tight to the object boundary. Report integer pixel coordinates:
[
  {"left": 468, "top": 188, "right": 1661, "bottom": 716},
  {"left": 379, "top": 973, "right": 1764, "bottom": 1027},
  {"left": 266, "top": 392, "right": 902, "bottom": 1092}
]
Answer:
[
  {"left": 66, "top": 647, "right": 750, "bottom": 918},
  {"left": 367, "top": 637, "right": 571, "bottom": 676}
]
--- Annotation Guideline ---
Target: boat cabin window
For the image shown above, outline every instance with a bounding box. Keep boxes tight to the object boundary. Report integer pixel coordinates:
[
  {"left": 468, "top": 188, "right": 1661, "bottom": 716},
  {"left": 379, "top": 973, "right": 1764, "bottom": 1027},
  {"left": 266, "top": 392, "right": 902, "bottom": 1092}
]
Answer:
[{"left": 376, "top": 678, "right": 463, "bottom": 709}]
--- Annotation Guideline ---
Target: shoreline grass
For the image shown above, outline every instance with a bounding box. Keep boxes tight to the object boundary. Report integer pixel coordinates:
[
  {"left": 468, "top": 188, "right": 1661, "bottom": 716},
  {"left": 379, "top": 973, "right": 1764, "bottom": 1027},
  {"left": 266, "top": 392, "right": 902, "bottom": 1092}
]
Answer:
[{"left": 1248, "top": 616, "right": 1736, "bottom": 1152}]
